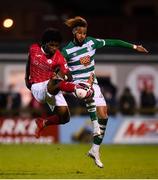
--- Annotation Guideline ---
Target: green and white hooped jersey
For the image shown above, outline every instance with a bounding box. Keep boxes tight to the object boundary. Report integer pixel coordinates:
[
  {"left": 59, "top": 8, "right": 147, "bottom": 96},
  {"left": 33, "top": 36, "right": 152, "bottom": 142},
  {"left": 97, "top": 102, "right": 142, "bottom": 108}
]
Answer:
[{"left": 62, "top": 36, "right": 106, "bottom": 84}]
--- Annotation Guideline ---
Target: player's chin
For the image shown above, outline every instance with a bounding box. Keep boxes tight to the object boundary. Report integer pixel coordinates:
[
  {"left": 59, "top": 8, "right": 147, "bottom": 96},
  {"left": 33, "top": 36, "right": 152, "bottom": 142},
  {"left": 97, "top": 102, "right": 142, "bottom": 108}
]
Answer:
[
  {"left": 49, "top": 50, "right": 55, "bottom": 55},
  {"left": 79, "top": 39, "right": 84, "bottom": 43}
]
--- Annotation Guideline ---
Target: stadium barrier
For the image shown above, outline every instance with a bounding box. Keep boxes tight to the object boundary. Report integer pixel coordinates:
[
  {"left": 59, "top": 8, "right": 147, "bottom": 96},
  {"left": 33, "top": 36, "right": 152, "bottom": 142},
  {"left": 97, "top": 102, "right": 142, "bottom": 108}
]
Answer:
[
  {"left": 1, "top": 114, "right": 157, "bottom": 144},
  {"left": 60, "top": 115, "right": 158, "bottom": 144},
  {"left": 0, "top": 117, "right": 58, "bottom": 144}
]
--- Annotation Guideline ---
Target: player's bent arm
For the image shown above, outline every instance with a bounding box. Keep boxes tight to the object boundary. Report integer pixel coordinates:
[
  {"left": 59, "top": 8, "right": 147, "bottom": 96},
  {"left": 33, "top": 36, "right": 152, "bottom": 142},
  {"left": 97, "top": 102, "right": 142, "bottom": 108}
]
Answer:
[
  {"left": 64, "top": 71, "right": 73, "bottom": 82},
  {"left": 25, "top": 57, "right": 31, "bottom": 90},
  {"left": 58, "top": 51, "right": 73, "bottom": 81},
  {"left": 58, "top": 70, "right": 73, "bottom": 82}
]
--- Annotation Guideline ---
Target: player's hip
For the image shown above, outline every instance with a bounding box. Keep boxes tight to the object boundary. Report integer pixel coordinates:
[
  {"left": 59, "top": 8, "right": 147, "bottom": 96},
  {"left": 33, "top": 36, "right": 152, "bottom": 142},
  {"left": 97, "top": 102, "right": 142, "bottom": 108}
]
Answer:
[{"left": 31, "top": 80, "right": 67, "bottom": 106}]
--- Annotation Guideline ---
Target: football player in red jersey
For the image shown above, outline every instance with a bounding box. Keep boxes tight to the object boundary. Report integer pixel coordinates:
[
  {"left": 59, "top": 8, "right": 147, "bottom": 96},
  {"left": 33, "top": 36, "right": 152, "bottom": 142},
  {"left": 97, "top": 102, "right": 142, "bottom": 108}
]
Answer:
[{"left": 25, "top": 28, "right": 93, "bottom": 138}]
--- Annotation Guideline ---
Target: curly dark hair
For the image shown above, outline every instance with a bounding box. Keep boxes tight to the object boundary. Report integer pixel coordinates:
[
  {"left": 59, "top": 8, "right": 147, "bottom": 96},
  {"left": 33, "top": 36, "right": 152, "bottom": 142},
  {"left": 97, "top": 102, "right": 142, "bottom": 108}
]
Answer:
[
  {"left": 65, "top": 16, "right": 87, "bottom": 29},
  {"left": 41, "top": 28, "right": 62, "bottom": 45}
]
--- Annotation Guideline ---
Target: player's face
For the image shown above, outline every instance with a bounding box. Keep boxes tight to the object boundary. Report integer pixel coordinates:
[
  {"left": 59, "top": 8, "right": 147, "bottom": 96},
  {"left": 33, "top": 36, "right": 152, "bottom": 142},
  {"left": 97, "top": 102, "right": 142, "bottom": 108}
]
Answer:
[
  {"left": 45, "top": 41, "right": 60, "bottom": 55},
  {"left": 74, "top": 27, "right": 87, "bottom": 45}
]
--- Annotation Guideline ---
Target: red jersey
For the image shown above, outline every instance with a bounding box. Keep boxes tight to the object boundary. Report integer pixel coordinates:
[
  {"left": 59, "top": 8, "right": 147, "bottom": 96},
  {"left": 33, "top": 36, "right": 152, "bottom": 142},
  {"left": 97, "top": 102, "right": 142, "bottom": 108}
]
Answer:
[{"left": 28, "top": 43, "right": 69, "bottom": 84}]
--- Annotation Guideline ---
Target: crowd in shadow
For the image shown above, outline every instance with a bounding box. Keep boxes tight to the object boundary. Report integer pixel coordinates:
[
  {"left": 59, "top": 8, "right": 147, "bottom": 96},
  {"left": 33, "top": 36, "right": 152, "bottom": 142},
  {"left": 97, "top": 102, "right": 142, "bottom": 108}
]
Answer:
[
  {"left": 100, "top": 77, "right": 157, "bottom": 116},
  {"left": 0, "top": 84, "right": 22, "bottom": 117},
  {"left": 0, "top": 78, "right": 157, "bottom": 118}
]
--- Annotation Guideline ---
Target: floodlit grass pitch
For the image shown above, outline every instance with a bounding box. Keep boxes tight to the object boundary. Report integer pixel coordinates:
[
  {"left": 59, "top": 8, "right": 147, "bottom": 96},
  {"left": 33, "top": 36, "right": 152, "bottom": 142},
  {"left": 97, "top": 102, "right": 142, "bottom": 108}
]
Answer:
[{"left": 0, "top": 144, "right": 158, "bottom": 179}]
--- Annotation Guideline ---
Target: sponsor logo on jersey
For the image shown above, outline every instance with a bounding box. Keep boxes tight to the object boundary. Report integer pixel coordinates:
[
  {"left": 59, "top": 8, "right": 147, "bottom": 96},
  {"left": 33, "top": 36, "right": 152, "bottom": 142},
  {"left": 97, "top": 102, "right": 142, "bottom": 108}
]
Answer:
[
  {"left": 34, "top": 60, "right": 39, "bottom": 65},
  {"left": 47, "top": 59, "right": 52, "bottom": 64},
  {"left": 36, "top": 54, "right": 42, "bottom": 58},
  {"left": 80, "top": 55, "right": 90, "bottom": 66}
]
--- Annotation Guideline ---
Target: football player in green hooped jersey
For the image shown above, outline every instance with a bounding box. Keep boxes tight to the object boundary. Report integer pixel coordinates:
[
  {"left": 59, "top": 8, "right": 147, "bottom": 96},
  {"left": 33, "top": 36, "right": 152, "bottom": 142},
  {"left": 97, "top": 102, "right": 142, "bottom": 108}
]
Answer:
[{"left": 61, "top": 16, "right": 148, "bottom": 168}]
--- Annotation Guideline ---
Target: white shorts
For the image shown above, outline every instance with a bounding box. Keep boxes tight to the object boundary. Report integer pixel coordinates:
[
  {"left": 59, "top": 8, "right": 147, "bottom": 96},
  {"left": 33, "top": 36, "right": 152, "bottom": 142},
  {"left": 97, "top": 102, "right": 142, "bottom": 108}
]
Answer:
[
  {"left": 92, "top": 83, "right": 107, "bottom": 106},
  {"left": 31, "top": 80, "right": 67, "bottom": 108}
]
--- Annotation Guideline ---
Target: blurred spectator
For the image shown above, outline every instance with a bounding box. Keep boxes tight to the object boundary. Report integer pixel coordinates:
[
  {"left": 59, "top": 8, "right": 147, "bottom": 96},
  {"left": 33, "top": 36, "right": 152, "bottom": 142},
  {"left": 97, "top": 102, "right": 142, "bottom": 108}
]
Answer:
[
  {"left": 71, "top": 120, "right": 93, "bottom": 143},
  {"left": 98, "top": 77, "right": 117, "bottom": 115},
  {"left": 6, "top": 84, "right": 22, "bottom": 116},
  {"left": 0, "top": 92, "right": 7, "bottom": 109},
  {"left": 119, "top": 87, "right": 136, "bottom": 115},
  {"left": 0, "top": 91, "right": 7, "bottom": 116},
  {"left": 140, "top": 82, "right": 156, "bottom": 115}
]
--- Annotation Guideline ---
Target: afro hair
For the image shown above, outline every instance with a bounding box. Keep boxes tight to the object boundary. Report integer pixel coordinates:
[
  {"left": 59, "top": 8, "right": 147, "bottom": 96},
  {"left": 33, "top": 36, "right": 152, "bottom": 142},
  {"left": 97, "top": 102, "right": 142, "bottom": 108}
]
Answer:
[{"left": 41, "top": 28, "right": 62, "bottom": 45}]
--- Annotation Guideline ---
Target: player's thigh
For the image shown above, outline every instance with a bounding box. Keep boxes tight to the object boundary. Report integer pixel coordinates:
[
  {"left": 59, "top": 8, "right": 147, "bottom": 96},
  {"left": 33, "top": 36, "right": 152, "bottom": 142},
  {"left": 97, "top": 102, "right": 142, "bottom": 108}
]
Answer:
[
  {"left": 54, "top": 106, "right": 70, "bottom": 116},
  {"left": 93, "top": 84, "right": 108, "bottom": 118},
  {"left": 96, "top": 106, "right": 108, "bottom": 119},
  {"left": 49, "top": 92, "right": 70, "bottom": 123},
  {"left": 46, "top": 90, "right": 68, "bottom": 112},
  {"left": 54, "top": 92, "right": 70, "bottom": 116},
  {"left": 47, "top": 78, "right": 61, "bottom": 95},
  {"left": 93, "top": 84, "right": 106, "bottom": 106},
  {"left": 53, "top": 105, "right": 70, "bottom": 124},
  {"left": 54, "top": 91, "right": 68, "bottom": 106}
]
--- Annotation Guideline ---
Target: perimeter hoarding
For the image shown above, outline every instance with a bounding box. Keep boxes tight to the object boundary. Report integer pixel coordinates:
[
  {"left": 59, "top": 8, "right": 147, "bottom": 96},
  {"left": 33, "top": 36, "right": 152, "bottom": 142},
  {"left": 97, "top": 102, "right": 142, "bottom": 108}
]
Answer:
[
  {"left": 0, "top": 116, "right": 158, "bottom": 144},
  {"left": 60, "top": 115, "right": 158, "bottom": 144},
  {"left": 0, "top": 118, "right": 59, "bottom": 144}
]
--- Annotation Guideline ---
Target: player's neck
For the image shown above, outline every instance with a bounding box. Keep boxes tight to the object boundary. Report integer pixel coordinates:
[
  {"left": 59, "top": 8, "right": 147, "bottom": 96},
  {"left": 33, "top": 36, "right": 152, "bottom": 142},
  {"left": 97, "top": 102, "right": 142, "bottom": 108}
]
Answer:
[
  {"left": 73, "top": 39, "right": 84, "bottom": 47},
  {"left": 41, "top": 47, "right": 47, "bottom": 55},
  {"left": 41, "top": 47, "right": 54, "bottom": 58}
]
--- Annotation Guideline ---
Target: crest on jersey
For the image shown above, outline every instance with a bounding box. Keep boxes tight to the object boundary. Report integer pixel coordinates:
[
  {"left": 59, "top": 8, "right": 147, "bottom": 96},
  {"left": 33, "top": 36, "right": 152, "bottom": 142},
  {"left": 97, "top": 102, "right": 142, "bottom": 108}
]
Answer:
[
  {"left": 47, "top": 59, "right": 52, "bottom": 64},
  {"left": 80, "top": 55, "right": 91, "bottom": 66}
]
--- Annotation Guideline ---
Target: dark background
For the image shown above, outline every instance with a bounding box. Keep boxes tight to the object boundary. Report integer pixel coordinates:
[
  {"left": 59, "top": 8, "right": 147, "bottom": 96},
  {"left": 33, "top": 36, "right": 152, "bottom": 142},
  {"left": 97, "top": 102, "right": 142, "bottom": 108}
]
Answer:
[{"left": 0, "top": 0, "right": 157, "bottom": 53}]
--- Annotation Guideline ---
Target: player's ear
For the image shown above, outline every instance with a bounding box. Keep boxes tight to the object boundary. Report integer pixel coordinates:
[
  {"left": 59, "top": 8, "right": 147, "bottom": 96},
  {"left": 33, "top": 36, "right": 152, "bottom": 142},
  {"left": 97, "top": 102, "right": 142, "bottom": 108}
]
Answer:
[{"left": 72, "top": 29, "right": 76, "bottom": 35}]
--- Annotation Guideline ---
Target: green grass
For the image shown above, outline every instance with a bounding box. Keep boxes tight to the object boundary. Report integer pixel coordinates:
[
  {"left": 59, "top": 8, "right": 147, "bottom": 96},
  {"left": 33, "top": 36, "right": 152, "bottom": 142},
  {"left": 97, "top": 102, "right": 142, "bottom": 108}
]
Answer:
[{"left": 0, "top": 144, "right": 158, "bottom": 179}]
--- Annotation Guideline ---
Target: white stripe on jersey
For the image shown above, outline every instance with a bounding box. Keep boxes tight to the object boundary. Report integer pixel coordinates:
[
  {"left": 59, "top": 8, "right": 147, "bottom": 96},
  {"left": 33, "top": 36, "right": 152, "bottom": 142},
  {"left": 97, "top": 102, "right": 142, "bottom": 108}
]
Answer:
[
  {"left": 72, "top": 71, "right": 94, "bottom": 79},
  {"left": 96, "top": 39, "right": 106, "bottom": 46},
  {"left": 70, "top": 59, "right": 95, "bottom": 71},
  {"left": 69, "top": 49, "right": 96, "bottom": 63},
  {"left": 66, "top": 40, "right": 94, "bottom": 54}
]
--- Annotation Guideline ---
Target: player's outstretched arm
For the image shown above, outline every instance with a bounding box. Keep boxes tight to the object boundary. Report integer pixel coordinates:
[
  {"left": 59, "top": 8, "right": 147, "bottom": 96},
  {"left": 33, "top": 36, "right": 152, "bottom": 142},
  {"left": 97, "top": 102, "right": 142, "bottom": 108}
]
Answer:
[
  {"left": 133, "top": 45, "right": 148, "bottom": 53},
  {"left": 104, "top": 39, "right": 148, "bottom": 53}
]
